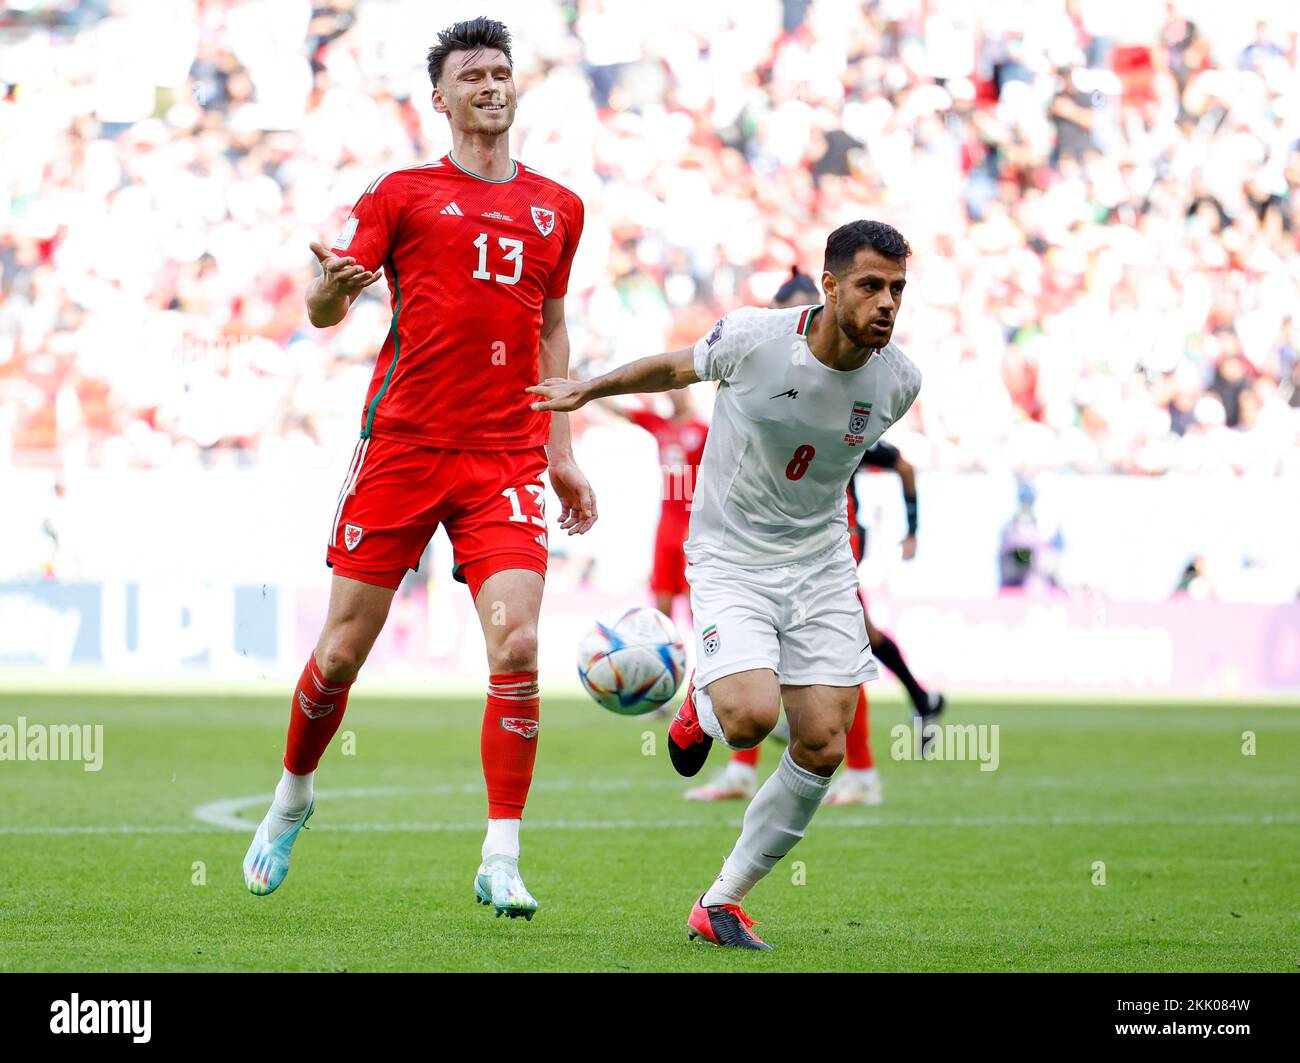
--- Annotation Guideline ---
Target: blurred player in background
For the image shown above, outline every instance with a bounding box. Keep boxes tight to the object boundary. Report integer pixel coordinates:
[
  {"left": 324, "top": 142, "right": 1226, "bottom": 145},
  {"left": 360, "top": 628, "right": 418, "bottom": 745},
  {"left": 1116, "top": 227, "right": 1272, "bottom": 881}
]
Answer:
[
  {"left": 242, "top": 17, "right": 596, "bottom": 920},
  {"left": 685, "top": 269, "right": 943, "bottom": 806},
  {"left": 596, "top": 391, "right": 708, "bottom": 621},
  {"left": 531, "top": 220, "right": 921, "bottom": 949}
]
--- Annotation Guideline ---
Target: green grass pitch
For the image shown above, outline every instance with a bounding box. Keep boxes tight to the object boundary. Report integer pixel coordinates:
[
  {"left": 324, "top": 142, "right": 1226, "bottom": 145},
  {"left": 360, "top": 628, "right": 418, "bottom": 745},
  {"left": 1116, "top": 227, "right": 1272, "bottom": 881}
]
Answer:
[{"left": 0, "top": 690, "right": 1296, "bottom": 972}]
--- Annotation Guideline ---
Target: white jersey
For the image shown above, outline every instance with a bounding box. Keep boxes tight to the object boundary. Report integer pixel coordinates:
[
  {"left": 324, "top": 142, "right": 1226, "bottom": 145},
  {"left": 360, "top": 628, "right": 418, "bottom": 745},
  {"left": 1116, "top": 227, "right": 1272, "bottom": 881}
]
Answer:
[{"left": 686, "top": 304, "right": 921, "bottom": 567}]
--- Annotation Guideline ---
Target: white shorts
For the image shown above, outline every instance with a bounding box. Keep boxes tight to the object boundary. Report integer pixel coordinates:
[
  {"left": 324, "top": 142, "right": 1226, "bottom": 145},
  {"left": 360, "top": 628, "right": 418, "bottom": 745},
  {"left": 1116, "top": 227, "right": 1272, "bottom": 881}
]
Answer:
[{"left": 687, "top": 542, "right": 878, "bottom": 689}]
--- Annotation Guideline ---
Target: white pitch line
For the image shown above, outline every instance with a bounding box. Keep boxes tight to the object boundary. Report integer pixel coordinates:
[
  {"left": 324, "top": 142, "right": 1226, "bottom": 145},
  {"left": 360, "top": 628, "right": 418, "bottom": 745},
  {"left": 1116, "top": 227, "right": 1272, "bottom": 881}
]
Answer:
[
  {"left": 189, "top": 778, "right": 674, "bottom": 831},
  {"left": 2, "top": 809, "right": 1297, "bottom": 837}
]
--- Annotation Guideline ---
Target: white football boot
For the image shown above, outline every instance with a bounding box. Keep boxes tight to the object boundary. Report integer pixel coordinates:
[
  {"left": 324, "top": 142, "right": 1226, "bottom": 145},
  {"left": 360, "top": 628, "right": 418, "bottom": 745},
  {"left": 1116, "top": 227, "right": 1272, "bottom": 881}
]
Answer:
[
  {"left": 243, "top": 800, "right": 314, "bottom": 895},
  {"left": 823, "top": 768, "right": 884, "bottom": 807},
  {"left": 474, "top": 856, "right": 540, "bottom": 920},
  {"left": 684, "top": 760, "right": 758, "bottom": 802}
]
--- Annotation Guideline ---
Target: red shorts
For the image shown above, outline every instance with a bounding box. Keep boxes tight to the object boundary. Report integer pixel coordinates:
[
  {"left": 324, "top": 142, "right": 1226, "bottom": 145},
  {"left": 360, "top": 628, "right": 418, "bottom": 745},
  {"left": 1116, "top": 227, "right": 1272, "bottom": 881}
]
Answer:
[
  {"left": 650, "top": 512, "right": 690, "bottom": 597},
  {"left": 325, "top": 436, "right": 549, "bottom": 596}
]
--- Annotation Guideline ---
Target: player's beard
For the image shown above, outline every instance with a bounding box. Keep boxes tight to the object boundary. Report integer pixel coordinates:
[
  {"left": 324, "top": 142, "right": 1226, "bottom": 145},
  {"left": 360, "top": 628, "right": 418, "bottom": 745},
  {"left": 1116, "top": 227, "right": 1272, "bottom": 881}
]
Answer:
[{"left": 837, "top": 308, "right": 890, "bottom": 352}]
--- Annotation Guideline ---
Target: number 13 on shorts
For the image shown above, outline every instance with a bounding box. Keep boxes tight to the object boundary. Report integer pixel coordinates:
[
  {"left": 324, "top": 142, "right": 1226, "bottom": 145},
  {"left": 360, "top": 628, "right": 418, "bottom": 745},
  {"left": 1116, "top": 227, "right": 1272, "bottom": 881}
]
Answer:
[{"left": 502, "top": 483, "right": 547, "bottom": 548}]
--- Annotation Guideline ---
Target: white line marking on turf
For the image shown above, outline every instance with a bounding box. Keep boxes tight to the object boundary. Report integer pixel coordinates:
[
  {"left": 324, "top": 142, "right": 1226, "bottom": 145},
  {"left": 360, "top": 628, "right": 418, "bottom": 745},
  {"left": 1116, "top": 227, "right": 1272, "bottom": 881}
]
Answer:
[
  {"left": 3, "top": 779, "right": 1298, "bottom": 838},
  {"left": 189, "top": 778, "right": 667, "bottom": 832},
  {"left": 4, "top": 813, "right": 1300, "bottom": 836}
]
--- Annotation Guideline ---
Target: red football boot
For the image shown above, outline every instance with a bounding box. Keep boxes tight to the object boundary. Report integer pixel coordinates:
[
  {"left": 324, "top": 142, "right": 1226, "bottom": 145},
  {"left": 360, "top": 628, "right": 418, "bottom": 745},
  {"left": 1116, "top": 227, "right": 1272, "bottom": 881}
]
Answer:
[
  {"left": 668, "top": 676, "right": 713, "bottom": 778},
  {"left": 686, "top": 895, "right": 772, "bottom": 950}
]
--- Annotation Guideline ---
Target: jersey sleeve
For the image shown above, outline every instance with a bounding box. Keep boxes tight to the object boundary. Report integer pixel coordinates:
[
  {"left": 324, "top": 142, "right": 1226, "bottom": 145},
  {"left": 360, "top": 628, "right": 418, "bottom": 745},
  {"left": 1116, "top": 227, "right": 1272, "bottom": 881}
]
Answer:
[
  {"left": 330, "top": 173, "right": 406, "bottom": 274},
  {"left": 692, "top": 306, "right": 763, "bottom": 384},
  {"left": 887, "top": 351, "right": 922, "bottom": 424},
  {"left": 545, "top": 194, "right": 585, "bottom": 298}
]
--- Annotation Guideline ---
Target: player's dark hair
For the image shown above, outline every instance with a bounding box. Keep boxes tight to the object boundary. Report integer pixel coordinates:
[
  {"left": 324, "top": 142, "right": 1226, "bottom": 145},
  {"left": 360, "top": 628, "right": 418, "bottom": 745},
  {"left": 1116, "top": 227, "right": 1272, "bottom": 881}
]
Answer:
[
  {"left": 774, "top": 267, "right": 820, "bottom": 305},
  {"left": 823, "top": 220, "right": 911, "bottom": 276},
  {"left": 427, "top": 17, "right": 513, "bottom": 88}
]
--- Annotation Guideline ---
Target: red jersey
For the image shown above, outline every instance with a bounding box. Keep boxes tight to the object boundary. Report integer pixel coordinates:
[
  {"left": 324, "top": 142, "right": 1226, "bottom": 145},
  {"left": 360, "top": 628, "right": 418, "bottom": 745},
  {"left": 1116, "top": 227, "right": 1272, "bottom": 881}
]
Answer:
[
  {"left": 627, "top": 410, "right": 708, "bottom": 523},
  {"left": 331, "top": 154, "right": 584, "bottom": 450}
]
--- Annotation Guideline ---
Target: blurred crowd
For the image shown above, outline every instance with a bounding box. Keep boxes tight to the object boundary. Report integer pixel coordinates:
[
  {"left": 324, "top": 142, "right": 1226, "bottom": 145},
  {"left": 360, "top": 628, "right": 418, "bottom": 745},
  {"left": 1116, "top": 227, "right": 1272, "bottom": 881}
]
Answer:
[{"left": 2, "top": 0, "right": 1300, "bottom": 476}]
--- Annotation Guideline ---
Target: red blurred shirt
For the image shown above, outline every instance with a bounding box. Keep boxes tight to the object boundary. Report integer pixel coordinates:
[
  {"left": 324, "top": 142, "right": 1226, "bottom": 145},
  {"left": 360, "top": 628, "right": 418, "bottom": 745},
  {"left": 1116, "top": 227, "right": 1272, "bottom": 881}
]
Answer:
[{"left": 626, "top": 409, "right": 708, "bottom": 522}]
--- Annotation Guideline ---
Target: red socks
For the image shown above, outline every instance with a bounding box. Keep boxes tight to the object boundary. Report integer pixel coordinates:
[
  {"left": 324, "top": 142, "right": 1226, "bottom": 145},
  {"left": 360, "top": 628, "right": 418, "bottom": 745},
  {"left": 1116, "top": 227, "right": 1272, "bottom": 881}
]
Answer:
[
  {"left": 733, "top": 746, "right": 761, "bottom": 767},
  {"left": 845, "top": 685, "right": 873, "bottom": 770},
  {"left": 284, "top": 655, "right": 353, "bottom": 774},
  {"left": 481, "top": 671, "right": 541, "bottom": 819}
]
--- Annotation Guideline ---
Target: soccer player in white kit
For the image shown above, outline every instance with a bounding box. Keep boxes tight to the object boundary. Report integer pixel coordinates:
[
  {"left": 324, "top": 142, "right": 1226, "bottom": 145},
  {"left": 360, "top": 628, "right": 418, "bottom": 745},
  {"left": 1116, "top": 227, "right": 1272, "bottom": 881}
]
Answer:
[{"left": 529, "top": 221, "right": 921, "bottom": 949}]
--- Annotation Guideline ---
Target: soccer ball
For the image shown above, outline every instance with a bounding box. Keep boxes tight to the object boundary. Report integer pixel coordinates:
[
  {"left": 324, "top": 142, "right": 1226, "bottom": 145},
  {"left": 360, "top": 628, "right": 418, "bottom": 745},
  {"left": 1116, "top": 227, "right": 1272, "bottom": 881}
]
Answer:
[{"left": 577, "top": 606, "right": 687, "bottom": 716}]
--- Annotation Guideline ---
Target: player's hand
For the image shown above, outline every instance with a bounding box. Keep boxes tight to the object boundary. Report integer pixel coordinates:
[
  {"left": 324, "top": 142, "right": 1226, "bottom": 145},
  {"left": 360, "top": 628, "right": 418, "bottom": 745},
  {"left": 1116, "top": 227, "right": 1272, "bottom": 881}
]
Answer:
[
  {"left": 900, "top": 534, "right": 917, "bottom": 561},
  {"left": 527, "top": 378, "right": 589, "bottom": 412},
  {"left": 310, "top": 241, "right": 382, "bottom": 297},
  {"left": 548, "top": 458, "right": 598, "bottom": 535}
]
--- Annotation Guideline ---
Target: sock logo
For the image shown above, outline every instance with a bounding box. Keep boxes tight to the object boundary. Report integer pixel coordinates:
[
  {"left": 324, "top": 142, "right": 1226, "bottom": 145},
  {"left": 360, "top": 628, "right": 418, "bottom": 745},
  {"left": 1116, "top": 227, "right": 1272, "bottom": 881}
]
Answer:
[
  {"left": 297, "top": 691, "right": 336, "bottom": 719},
  {"left": 343, "top": 523, "right": 364, "bottom": 551},
  {"left": 499, "top": 717, "right": 539, "bottom": 740}
]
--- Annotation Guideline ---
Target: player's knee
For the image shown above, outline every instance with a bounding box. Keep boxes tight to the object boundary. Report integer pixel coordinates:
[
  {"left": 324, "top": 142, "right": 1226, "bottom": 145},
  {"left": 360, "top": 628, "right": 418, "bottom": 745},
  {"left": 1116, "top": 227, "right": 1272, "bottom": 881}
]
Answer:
[
  {"left": 316, "top": 639, "right": 363, "bottom": 684},
  {"left": 491, "top": 624, "right": 538, "bottom": 672},
  {"left": 793, "top": 731, "right": 846, "bottom": 777},
  {"left": 715, "top": 699, "right": 780, "bottom": 750}
]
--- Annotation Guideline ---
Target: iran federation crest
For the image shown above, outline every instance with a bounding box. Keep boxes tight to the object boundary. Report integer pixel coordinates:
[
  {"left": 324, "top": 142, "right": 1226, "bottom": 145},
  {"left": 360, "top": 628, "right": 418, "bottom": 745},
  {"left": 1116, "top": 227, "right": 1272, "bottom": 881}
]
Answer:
[
  {"left": 702, "top": 624, "right": 720, "bottom": 657},
  {"left": 343, "top": 523, "right": 364, "bottom": 551},
  {"left": 530, "top": 205, "right": 555, "bottom": 237},
  {"left": 844, "top": 400, "right": 872, "bottom": 445},
  {"left": 500, "top": 717, "right": 540, "bottom": 740}
]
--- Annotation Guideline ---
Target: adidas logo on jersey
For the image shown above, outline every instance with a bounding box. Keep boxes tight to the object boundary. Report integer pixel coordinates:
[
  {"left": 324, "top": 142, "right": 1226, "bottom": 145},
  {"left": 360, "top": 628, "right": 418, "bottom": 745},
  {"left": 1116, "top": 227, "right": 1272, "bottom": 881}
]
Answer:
[{"left": 440, "top": 202, "right": 464, "bottom": 216}]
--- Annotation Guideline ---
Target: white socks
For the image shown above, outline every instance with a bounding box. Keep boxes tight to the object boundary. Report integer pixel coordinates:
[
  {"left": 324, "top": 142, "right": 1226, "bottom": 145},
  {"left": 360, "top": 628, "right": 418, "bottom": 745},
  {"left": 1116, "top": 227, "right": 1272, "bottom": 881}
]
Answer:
[
  {"left": 693, "top": 684, "right": 729, "bottom": 745},
  {"left": 702, "top": 749, "right": 830, "bottom": 907},
  {"left": 483, "top": 818, "right": 521, "bottom": 863},
  {"left": 268, "top": 767, "right": 314, "bottom": 840},
  {"left": 267, "top": 770, "right": 524, "bottom": 864}
]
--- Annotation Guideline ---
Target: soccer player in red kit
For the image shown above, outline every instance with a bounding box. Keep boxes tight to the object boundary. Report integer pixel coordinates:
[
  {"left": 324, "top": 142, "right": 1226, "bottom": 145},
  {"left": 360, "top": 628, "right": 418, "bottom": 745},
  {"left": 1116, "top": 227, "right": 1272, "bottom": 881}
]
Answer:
[
  {"left": 603, "top": 391, "right": 708, "bottom": 619},
  {"left": 242, "top": 17, "right": 596, "bottom": 920}
]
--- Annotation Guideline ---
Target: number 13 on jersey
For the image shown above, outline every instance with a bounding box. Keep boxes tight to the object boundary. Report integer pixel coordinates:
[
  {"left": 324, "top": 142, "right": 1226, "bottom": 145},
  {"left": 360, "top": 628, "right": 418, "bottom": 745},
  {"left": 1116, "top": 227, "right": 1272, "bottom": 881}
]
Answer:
[{"left": 473, "top": 233, "right": 523, "bottom": 285}]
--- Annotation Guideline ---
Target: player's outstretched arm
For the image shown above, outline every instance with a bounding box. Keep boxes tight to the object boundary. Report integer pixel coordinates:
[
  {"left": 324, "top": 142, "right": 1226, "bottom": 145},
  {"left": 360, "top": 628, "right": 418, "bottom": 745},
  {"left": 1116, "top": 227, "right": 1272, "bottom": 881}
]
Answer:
[
  {"left": 894, "top": 454, "right": 919, "bottom": 559},
  {"left": 539, "top": 297, "right": 598, "bottom": 535},
  {"left": 305, "top": 241, "right": 382, "bottom": 328},
  {"left": 527, "top": 348, "right": 698, "bottom": 412}
]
